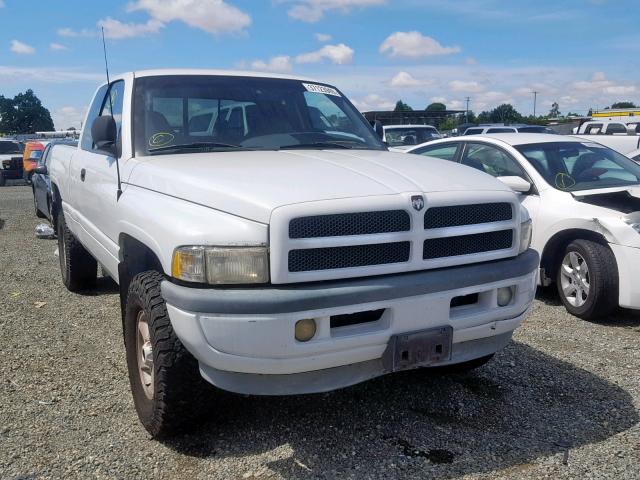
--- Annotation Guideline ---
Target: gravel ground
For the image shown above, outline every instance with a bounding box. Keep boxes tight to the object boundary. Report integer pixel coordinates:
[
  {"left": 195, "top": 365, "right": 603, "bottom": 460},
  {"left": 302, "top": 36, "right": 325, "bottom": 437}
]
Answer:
[{"left": 1, "top": 184, "right": 639, "bottom": 480}]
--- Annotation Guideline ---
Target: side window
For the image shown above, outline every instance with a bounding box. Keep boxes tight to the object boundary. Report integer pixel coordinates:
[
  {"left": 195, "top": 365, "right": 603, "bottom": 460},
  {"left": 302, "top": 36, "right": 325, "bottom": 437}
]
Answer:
[
  {"left": 41, "top": 146, "right": 51, "bottom": 167},
  {"left": 464, "top": 128, "right": 483, "bottom": 135},
  {"left": 461, "top": 143, "right": 527, "bottom": 179},
  {"left": 80, "top": 84, "right": 109, "bottom": 151},
  {"left": 413, "top": 143, "right": 459, "bottom": 161},
  {"left": 585, "top": 123, "right": 602, "bottom": 134},
  {"left": 99, "top": 80, "right": 125, "bottom": 147},
  {"left": 605, "top": 123, "right": 626, "bottom": 134}
]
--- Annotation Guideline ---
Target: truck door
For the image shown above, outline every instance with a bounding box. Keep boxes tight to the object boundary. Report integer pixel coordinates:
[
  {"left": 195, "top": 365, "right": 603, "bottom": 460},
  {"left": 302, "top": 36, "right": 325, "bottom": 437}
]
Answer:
[{"left": 70, "top": 81, "right": 124, "bottom": 276}]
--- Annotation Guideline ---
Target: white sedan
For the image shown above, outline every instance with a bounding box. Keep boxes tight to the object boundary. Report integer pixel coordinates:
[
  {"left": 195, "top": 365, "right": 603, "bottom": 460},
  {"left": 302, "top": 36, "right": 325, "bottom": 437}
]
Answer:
[{"left": 404, "top": 133, "right": 640, "bottom": 320}]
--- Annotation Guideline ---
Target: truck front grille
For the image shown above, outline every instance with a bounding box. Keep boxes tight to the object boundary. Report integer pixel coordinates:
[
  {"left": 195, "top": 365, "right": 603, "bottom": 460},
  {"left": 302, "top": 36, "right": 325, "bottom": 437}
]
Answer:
[
  {"left": 289, "top": 210, "right": 410, "bottom": 239},
  {"left": 274, "top": 196, "right": 520, "bottom": 281},
  {"left": 288, "top": 242, "right": 410, "bottom": 272},
  {"left": 423, "top": 229, "right": 513, "bottom": 259},
  {"left": 424, "top": 202, "right": 512, "bottom": 229}
]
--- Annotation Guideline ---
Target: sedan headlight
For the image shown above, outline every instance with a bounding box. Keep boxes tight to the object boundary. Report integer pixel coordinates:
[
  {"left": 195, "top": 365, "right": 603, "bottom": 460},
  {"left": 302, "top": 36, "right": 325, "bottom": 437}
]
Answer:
[
  {"left": 172, "top": 246, "right": 269, "bottom": 284},
  {"left": 519, "top": 219, "right": 533, "bottom": 254},
  {"left": 626, "top": 222, "right": 640, "bottom": 234}
]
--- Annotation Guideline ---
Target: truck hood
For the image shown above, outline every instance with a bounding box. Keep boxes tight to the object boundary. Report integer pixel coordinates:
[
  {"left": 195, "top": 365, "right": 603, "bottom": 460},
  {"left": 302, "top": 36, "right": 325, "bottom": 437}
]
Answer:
[{"left": 126, "top": 149, "right": 511, "bottom": 223}]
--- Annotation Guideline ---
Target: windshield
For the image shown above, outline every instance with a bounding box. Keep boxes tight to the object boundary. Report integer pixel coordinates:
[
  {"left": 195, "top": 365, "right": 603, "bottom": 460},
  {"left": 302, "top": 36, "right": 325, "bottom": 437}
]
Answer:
[
  {"left": 0, "top": 141, "right": 23, "bottom": 154},
  {"left": 385, "top": 127, "right": 439, "bottom": 146},
  {"left": 133, "top": 75, "right": 386, "bottom": 156},
  {"left": 515, "top": 141, "right": 640, "bottom": 192}
]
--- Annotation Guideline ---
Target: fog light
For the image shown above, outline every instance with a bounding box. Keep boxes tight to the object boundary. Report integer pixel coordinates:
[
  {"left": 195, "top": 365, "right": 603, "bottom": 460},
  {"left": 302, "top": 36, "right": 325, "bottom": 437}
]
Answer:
[
  {"left": 295, "top": 319, "right": 316, "bottom": 342},
  {"left": 497, "top": 287, "right": 514, "bottom": 306}
]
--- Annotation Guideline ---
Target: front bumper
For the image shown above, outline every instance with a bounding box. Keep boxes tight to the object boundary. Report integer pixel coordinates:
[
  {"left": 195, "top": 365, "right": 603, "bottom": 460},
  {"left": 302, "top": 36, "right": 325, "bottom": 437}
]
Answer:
[
  {"left": 162, "top": 249, "right": 539, "bottom": 394},
  {"left": 610, "top": 243, "right": 640, "bottom": 309}
]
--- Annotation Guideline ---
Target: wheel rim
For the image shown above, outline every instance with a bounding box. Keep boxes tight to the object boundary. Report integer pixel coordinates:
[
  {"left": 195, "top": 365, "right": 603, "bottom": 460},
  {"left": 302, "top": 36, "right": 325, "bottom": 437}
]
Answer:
[
  {"left": 136, "top": 310, "right": 154, "bottom": 400},
  {"left": 560, "top": 251, "right": 591, "bottom": 307}
]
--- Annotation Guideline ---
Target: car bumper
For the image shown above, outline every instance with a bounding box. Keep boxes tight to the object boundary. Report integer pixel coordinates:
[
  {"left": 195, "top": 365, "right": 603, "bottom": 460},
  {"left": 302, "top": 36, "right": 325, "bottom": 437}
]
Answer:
[
  {"left": 162, "top": 249, "right": 539, "bottom": 394},
  {"left": 610, "top": 243, "right": 640, "bottom": 309}
]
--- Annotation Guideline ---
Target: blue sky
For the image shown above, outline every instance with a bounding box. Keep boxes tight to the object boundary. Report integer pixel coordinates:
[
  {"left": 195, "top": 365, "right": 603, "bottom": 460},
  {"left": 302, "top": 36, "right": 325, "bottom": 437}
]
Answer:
[{"left": 0, "top": 0, "right": 637, "bottom": 129}]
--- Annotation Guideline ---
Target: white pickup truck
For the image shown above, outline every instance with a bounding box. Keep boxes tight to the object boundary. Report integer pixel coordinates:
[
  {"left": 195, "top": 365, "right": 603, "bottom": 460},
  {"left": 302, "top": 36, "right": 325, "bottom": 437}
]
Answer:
[{"left": 49, "top": 69, "right": 537, "bottom": 436}]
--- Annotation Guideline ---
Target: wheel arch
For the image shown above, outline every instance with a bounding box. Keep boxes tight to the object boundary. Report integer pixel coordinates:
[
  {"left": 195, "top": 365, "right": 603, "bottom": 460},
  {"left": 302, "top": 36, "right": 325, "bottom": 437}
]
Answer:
[
  {"left": 540, "top": 228, "right": 610, "bottom": 285},
  {"left": 118, "top": 233, "right": 165, "bottom": 333}
]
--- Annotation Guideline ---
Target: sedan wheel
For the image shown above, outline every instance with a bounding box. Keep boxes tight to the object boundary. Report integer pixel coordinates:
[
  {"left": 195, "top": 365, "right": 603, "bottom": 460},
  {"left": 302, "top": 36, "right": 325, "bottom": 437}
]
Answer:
[{"left": 560, "top": 251, "right": 590, "bottom": 307}]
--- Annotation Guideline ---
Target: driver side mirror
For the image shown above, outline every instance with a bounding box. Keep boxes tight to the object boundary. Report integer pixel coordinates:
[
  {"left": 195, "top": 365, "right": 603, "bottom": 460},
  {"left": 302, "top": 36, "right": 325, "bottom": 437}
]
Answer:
[
  {"left": 372, "top": 120, "right": 384, "bottom": 139},
  {"left": 91, "top": 116, "right": 118, "bottom": 157},
  {"left": 34, "top": 165, "right": 47, "bottom": 175},
  {"left": 497, "top": 175, "right": 531, "bottom": 193}
]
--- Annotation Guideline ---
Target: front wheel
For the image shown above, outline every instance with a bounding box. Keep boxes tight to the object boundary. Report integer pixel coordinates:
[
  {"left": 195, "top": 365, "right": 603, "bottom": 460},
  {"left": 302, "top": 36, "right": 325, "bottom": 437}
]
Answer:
[
  {"left": 124, "top": 271, "right": 213, "bottom": 437},
  {"left": 556, "top": 239, "right": 618, "bottom": 320}
]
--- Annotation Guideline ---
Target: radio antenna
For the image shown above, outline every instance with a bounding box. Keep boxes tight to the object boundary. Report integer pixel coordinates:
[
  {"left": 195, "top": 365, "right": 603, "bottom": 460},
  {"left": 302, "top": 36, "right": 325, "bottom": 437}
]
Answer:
[{"left": 101, "top": 27, "right": 122, "bottom": 201}]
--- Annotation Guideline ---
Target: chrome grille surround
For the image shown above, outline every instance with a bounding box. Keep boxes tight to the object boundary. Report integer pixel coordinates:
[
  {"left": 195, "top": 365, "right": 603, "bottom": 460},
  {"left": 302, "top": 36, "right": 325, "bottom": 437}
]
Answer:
[{"left": 269, "top": 191, "right": 520, "bottom": 284}]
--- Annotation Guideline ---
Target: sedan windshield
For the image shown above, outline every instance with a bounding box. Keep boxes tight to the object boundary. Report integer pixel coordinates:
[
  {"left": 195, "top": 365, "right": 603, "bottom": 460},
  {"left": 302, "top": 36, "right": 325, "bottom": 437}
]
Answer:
[
  {"left": 385, "top": 127, "right": 440, "bottom": 147},
  {"left": 0, "top": 141, "right": 23, "bottom": 154},
  {"left": 515, "top": 141, "right": 640, "bottom": 192},
  {"left": 133, "top": 75, "right": 386, "bottom": 156}
]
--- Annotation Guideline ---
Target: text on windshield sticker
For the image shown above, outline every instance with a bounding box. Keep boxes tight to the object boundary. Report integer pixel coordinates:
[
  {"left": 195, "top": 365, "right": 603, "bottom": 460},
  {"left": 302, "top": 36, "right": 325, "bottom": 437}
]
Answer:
[{"left": 302, "top": 83, "right": 341, "bottom": 97}]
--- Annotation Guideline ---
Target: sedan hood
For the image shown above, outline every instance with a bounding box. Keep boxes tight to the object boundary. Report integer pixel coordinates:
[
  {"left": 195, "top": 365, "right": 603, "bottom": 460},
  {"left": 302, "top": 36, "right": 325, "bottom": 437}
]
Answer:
[{"left": 126, "top": 149, "right": 511, "bottom": 223}]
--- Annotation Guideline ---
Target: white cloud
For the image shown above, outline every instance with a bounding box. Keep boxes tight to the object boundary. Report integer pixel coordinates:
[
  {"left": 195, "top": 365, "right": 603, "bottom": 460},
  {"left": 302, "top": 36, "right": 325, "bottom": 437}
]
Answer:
[
  {"left": 285, "top": 0, "right": 385, "bottom": 22},
  {"left": 603, "top": 85, "right": 636, "bottom": 95},
  {"left": 0, "top": 1, "right": 5, "bottom": 7},
  {"left": 52, "top": 106, "right": 87, "bottom": 130},
  {"left": 350, "top": 93, "right": 395, "bottom": 112},
  {"left": 465, "top": 57, "right": 477, "bottom": 65},
  {"left": 315, "top": 33, "right": 332, "bottom": 42},
  {"left": 98, "top": 17, "right": 164, "bottom": 39},
  {"left": 49, "top": 43, "right": 69, "bottom": 51},
  {"left": 250, "top": 55, "right": 293, "bottom": 73},
  {"left": 390, "top": 71, "right": 431, "bottom": 88},
  {"left": 10, "top": 40, "right": 35, "bottom": 55},
  {"left": 449, "top": 80, "right": 485, "bottom": 93},
  {"left": 295, "top": 43, "right": 354, "bottom": 64},
  {"left": 0, "top": 66, "right": 103, "bottom": 83},
  {"left": 380, "top": 31, "right": 460, "bottom": 58},
  {"left": 127, "top": 0, "right": 251, "bottom": 35},
  {"left": 57, "top": 27, "right": 95, "bottom": 38}
]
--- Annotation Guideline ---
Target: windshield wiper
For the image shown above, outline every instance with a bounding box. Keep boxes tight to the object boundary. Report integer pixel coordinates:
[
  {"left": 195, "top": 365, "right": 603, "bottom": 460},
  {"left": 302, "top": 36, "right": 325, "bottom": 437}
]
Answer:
[
  {"left": 148, "top": 142, "right": 248, "bottom": 154},
  {"left": 279, "top": 141, "right": 353, "bottom": 150}
]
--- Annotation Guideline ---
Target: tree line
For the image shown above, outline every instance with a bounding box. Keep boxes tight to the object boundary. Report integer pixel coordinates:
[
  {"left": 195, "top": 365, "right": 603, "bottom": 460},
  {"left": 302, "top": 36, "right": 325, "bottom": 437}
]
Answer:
[
  {"left": 393, "top": 99, "right": 638, "bottom": 131},
  {"left": 0, "top": 90, "right": 54, "bottom": 134}
]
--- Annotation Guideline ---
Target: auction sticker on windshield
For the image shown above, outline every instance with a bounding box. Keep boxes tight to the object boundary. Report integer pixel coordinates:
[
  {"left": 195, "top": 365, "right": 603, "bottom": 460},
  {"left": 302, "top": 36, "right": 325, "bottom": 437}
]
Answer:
[{"left": 303, "top": 83, "right": 341, "bottom": 97}]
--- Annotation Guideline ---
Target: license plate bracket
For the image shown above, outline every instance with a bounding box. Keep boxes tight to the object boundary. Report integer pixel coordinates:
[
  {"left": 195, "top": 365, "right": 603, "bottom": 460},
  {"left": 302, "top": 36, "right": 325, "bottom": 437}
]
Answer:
[{"left": 383, "top": 326, "right": 453, "bottom": 372}]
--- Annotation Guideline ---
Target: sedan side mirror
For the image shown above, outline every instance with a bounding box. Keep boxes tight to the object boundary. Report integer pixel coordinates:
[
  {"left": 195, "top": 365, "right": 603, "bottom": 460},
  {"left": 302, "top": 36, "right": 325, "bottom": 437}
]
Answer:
[
  {"left": 497, "top": 175, "right": 531, "bottom": 193},
  {"left": 34, "top": 165, "right": 47, "bottom": 175},
  {"left": 91, "top": 116, "right": 118, "bottom": 157}
]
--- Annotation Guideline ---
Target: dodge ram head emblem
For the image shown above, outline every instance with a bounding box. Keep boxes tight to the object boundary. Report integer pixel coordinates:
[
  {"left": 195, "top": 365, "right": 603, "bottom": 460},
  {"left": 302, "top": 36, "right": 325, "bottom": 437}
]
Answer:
[{"left": 411, "top": 195, "right": 425, "bottom": 211}]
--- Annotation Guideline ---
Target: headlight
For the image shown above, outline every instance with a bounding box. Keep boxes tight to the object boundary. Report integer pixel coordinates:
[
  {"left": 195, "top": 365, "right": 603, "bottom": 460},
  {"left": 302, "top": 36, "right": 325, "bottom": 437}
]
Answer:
[
  {"left": 626, "top": 222, "right": 640, "bottom": 234},
  {"left": 519, "top": 219, "right": 532, "bottom": 254},
  {"left": 172, "top": 246, "right": 269, "bottom": 284}
]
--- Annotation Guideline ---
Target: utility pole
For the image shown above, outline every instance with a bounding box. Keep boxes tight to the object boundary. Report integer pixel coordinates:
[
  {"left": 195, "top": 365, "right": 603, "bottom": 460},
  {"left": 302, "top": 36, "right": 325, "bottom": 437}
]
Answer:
[
  {"left": 532, "top": 91, "right": 538, "bottom": 117},
  {"left": 465, "top": 96, "right": 470, "bottom": 123}
]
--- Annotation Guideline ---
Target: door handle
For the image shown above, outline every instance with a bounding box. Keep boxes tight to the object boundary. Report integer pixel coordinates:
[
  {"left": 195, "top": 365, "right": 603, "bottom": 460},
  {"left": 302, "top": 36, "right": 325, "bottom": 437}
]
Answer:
[{"left": 80, "top": 168, "right": 86, "bottom": 182}]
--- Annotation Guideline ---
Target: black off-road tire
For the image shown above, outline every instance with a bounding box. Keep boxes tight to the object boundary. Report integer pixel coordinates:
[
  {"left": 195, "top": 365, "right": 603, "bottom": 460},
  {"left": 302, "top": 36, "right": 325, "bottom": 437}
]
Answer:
[
  {"left": 56, "top": 211, "right": 97, "bottom": 291},
  {"left": 124, "top": 271, "right": 213, "bottom": 438},
  {"left": 0, "top": 173, "right": 6, "bottom": 187},
  {"left": 556, "top": 239, "right": 618, "bottom": 320},
  {"left": 424, "top": 354, "right": 494, "bottom": 375}
]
